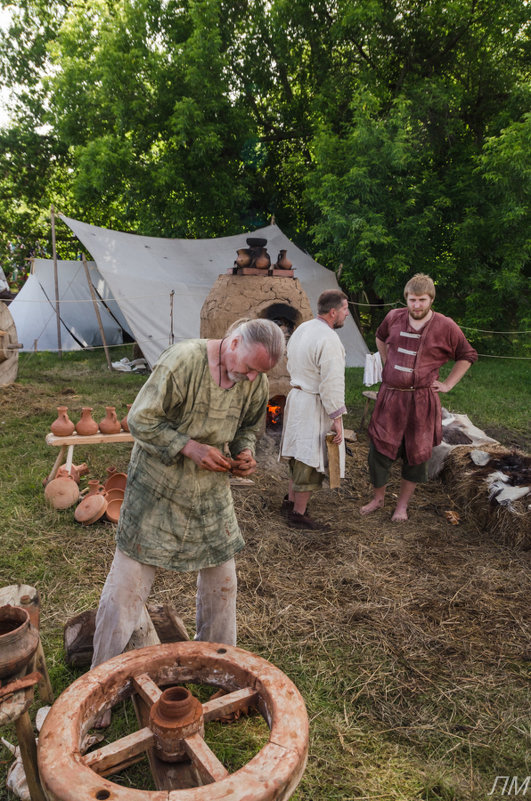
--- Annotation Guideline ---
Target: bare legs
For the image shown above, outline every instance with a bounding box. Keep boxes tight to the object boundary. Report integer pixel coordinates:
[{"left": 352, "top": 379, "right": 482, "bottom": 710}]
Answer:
[{"left": 360, "top": 479, "right": 418, "bottom": 521}]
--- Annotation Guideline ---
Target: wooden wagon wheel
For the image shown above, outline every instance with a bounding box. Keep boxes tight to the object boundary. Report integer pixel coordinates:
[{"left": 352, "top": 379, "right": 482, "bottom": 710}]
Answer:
[
  {"left": 38, "top": 641, "right": 309, "bottom": 801},
  {"left": 0, "top": 302, "right": 21, "bottom": 385}
]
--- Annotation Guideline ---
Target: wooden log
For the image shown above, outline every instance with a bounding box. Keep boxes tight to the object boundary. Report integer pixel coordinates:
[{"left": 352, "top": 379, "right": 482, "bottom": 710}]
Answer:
[{"left": 326, "top": 432, "right": 341, "bottom": 489}]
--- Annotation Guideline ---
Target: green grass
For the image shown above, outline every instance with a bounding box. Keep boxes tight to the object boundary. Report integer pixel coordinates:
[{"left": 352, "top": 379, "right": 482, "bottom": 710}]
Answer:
[{"left": 0, "top": 348, "right": 529, "bottom": 800}]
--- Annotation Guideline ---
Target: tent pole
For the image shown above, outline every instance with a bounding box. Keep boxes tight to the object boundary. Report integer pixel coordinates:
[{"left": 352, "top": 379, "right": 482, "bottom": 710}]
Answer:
[
  {"left": 51, "top": 205, "right": 62, "bottom": 357},
  {"left": 81, "top": 253, "right": 113, "bottom": 371},
  {"left": 169, "top": 289, "right": 175, "bottom": 345}
]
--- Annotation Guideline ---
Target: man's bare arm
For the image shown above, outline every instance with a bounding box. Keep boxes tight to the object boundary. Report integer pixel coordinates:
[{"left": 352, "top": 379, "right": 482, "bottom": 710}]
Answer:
[
  {"left": 375, "top": 336, "right": 388, "bottom": 366},
  {"left": 431, "top": 360, "right": 472, "bottom": 393}
]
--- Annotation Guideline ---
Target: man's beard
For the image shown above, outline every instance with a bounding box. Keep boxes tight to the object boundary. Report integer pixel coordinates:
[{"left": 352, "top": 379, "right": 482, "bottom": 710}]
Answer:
[
  {"left": 227, "top": 371, "right": 249, "bottom": 382},
  {"left": 409, "top": 307, "right": 431, "bottom": 320},
  {"left": 333, "top": 320, "right": 345, "bottom": 329}
]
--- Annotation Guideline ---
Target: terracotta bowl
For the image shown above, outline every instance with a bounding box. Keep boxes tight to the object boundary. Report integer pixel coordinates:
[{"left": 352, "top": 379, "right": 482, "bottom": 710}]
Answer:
[
  {"left": 104, "top": 472, "right": 127, "bottom": 492},
  {"left": 74, "top": 494, "right": 108, "bottom": 526},
  {"left": 104, "top": 488, "right": 125, "bottom": 504},
  {"left": 105, "top": 498, "right": 123, "bottom": 524}
]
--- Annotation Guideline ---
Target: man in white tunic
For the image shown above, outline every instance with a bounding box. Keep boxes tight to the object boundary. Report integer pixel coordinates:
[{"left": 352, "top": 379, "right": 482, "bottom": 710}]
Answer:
[{"left": 280, "top": 289, "right": 349, "bottom": 530}]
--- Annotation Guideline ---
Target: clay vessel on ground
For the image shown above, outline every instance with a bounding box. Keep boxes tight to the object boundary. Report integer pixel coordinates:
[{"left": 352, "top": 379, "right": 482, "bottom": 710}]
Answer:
[
  {"left": 50, "top": 406, "right": 75, "bottom": 437},
  {"left": 104, "top": 488, "right": 125, "bottom": 503},
  {"left": 44, "top": 476, "right": 80, "bottom": 509},
  {"left": 99, "top": 406, "right": 121, "bottom": 435},
  {"left": 104, "top": 471, "right": 127, "bottom": 492},
  {"left": 105, "top": 498, "right": 123, "bottom": 524},
  {"left": 120, "top": 404, "right": 132, "bottom": 433},
  {"left": 75, "top": 407, "right": 99, "bottom": 436},
  {"left": 74, "top": 493, "right": 108, "bottom": 526},
  {"left": 56, "top": 462, "right": 89, "bottom": 484},
  {"left": 0, "top": 605, "right": 40, "bottom": 681}
]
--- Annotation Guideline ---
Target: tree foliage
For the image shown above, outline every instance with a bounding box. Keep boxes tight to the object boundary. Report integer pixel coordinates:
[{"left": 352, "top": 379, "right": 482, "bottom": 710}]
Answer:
[{"left": 0, "top": 0, "right": 529, "bottom": 336}]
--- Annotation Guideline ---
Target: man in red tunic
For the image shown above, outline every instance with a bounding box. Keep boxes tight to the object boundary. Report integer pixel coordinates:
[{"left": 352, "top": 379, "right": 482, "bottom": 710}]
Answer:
[{"left": 361, "top": 273, "right": 477, "bottom": 521}]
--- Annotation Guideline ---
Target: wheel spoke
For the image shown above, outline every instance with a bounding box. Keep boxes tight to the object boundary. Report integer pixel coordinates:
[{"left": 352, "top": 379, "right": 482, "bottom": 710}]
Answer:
[
  {"left": 83, "top": 727, "right": 154, "bottom": 776},
  {"left": 202, "top": 687, "right": 259, "bottom": 722},
  {"left": 132, "top": 672, "right": 162, "bottom": 707},
  {"left": 183, "top": 732, "right": 229, "bottom": 783}
]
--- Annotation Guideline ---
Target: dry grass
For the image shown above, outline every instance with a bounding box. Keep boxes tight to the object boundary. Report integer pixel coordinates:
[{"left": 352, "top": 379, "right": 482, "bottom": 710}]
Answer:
[{"left": 0, "top": 360, "right": 530, "bottom": 800}]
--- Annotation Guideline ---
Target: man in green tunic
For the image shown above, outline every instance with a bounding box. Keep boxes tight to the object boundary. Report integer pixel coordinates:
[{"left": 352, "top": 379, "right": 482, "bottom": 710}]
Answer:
[{"left": 92, "top": 319, "right": 284, "bottom": 674}]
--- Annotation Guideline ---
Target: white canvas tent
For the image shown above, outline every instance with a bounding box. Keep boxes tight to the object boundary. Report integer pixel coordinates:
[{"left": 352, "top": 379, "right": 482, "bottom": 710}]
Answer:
[
  {"left": 60, "top": 215, "right": 369, "bottom": 368},
  {"left": 10, "top": 258, "right": 132, "bottom": 352}
]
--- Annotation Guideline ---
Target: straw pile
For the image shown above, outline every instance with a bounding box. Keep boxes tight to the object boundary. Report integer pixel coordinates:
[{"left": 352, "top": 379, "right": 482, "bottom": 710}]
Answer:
[{"left": 442, "top": 444, "right": 531, "bottom": 550}]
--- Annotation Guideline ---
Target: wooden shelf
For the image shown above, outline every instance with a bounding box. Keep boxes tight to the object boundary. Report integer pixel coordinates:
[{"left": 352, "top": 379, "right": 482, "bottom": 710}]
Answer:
[{"left": 46, "top": 431, "right": 134, "bottom": 447}]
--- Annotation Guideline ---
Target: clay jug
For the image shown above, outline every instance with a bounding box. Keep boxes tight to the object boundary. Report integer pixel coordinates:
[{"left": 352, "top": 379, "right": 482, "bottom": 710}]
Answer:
[
  {"left": 120, "top": 404, "right": 132, "bottom": 432},
  {"left": 276, "top": 249, "right": 292, "bottom": 270},
  {"left": 76, "top": 407, "right": 99, "bottom": 436},
  {"left": 86, "top": 479, "right": 106, "bottom": 496},
  {"left": 0, "top": 605, "right": 40, "bottom": 681},
  {"left": 99, "top": 406, "right": 121, "bottom": 435},
  {"left": 50, "top": 406, "right": 75, "bottom": 437},
  {"left": 254, "top": 248, "right": 270, "bottom": 270},
  {"left": 56, "top": 462, "right": 89, "bottom": 484},
  {"left": 235, "top": 248, "right": 251, "bottom": 268},
  {"left": 44, "top": 475, "right": 80, "bottom": 509}
]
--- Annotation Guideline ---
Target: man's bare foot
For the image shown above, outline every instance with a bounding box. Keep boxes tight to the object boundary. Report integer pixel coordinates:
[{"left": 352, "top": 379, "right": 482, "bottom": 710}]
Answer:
[
  {"left": 360, "top": 498, "right": 384, "bottom": 515},
  {"left": 391, "top": 507, "right": 408, "bottom": 522}
]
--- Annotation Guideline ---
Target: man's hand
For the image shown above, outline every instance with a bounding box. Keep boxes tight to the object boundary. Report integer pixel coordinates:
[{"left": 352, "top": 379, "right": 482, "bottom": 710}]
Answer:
[
  {"left": 181, "top": 440, "right": 231, "bottom": 472},
  {"left": 330, "top": 416, "right": 343, "bottom": 444},
  {"left": 230, "top": 449, "right": 257, "bottom": 477}
]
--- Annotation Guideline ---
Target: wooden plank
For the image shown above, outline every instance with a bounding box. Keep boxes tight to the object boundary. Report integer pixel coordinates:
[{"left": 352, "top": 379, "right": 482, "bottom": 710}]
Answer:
[
  {"left": 83, "top": 727, "right": 154, "bottom": 776},
  {"left": 202, "top": 687, "right": 259, "bottom": 722},
  {"left": 132, "top": 673, "right": 162, "bottom": 706},
  {"left": 183, "top": 732, "right": 229, "bottom": 783},
  {"left": 46, "top": 431, "right": 134, "bottom": 447},
  {"left": 326, "top": 432, "right": 341, "bottom": 489},
  {"left": 15, "top": 711, "right": 47, "bottom": 801}
]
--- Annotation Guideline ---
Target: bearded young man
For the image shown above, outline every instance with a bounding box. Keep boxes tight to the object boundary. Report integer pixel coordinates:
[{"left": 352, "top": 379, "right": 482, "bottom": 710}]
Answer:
[{"left": 361, "top": 273, "right": 477, "bottom": 521}]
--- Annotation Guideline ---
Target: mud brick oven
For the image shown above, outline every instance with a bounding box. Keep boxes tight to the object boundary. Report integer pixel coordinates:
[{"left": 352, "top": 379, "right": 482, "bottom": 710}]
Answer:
[{"left": 199, "top": 238, "right": 313, "bottom": 426}]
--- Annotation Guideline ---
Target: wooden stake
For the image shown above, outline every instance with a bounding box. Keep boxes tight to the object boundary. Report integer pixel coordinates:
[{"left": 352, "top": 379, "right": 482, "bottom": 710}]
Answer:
[
  {"left": 326, "top": 432, "right": 341, "bottom": 489},
  {"left": 50, "top": 205, "right": 62, "bottom": 357},
  {"left": 81, "top": 253, "right": 112, "bottom": 371}
]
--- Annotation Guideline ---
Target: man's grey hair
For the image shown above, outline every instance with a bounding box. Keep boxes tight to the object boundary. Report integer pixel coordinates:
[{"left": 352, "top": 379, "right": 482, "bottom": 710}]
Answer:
[{"left": 226, "top": 318, "right": 285, "bottom": 364}]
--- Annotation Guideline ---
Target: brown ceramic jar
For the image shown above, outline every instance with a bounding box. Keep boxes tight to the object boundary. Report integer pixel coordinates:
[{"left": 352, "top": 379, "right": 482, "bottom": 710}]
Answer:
[
  {"left": 50, "top": 406, "right": 75, "bottom": 437},
  {"left": 99, "top": 406, "right": 121, "bottom": 435},
  {"left": 76, "top": 407, "right": 99, "bottom": 436},
  {"left": 0, "top": 605, "right": 40, "bottom": 681}
]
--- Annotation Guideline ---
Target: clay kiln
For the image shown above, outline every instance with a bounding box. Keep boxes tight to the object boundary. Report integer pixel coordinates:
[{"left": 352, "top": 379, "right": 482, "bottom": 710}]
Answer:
[{"left": 200, "top": 239, "right": 314, "bottom": 424}]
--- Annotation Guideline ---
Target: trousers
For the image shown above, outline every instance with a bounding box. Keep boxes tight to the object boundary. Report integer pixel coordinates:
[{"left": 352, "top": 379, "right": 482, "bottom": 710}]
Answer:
[{"left": 91, "top": 547, "right": 238, "bottom": 668}]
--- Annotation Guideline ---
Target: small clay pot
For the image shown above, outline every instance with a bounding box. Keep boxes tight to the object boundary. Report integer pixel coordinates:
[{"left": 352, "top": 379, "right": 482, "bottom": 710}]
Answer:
[
  {"left": 50, "top": 406, "right": 75, "bottom": 437},
  {"left": 44, "top": 476, "right": 80, "bottom": 510},
  {"left": 83, "top": 479, "right": 106, "bottom": 497},
  {"left": 104, "top": 471, "right": 127, "bottom": 492},
  {"left": 105, "top": 498, "right": 123, "bottom": 524},
  {"left": 104, "top": 488, "right": 125, "bottom": 503},
  {"left": 254, "top": 247, "right": 270, "bottom": 270},
  {"left": 235, "top": 248, "right": 251, "bottom": 268},
  {"left": 76, "top": 407, "right": 99, "bottom": 436},
  {"left": 99, "top": 406, "right": 121, "bottom": 435},
  {"left": 56, "top": 462, "right": 89, "bottom": 484},
  {"left": 0, "top": 605, "right": 40, "bottom": 681},
  {"left": 120, "top": 404, "right": 132, "bottom": 433},
  {"left": 276, "top": 249, "right": 292, "bottom": 270}
]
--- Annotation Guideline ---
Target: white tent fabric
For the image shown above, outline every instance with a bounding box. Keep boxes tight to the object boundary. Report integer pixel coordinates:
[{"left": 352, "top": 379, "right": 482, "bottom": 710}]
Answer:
[
  {"left": 10, "top": 259, "right": 132, "bottom": 352},
  {"left": 60, "top": 215, "right": 369, "bottom": 368}
]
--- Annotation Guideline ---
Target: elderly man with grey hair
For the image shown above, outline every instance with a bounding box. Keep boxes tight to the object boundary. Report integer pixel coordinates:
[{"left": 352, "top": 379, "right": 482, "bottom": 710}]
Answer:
[{"left": 91, "top": 319, "right": 284, "bottom": 694}]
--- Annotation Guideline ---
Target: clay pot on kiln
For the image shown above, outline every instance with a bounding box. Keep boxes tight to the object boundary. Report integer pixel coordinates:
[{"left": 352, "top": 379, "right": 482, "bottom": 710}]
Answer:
[
  {"left": 254, "top": 248, "right": 270, "bottom": 270},
  {"left": 44, "top": 475, "right": 80, "bottom": 509},
  {"left": 99, "top": 406, "right": 121, "bottom": 435},
  {"left": 76, "top": 407, "right": 99, "bottom": 436},
  {"left": 275, "top": 249, "right": 292, "bottom": 270},
  {"left": 0, "top": 605, "right": 40, "bottom": 682},
  {"left": 235, "top": 249, "right": 251, "bottom": 268},
  {"left": 120, "top": 404, "right": 132, "bottom": 433},
  {"left": 50, "top": 406, "right": 75, "bottom": 437}
]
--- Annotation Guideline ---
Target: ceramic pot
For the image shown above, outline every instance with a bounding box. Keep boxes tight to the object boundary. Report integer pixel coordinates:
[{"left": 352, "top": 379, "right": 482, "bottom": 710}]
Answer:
[
  {"left": 76, "top": 407, "right": 99, "bottom": 436},
  {"left": 56, "top": 462, "right": 89, "bottom": 484},
  {"left": 0, "top": 605, "right": 40, "bottom": 682},
  {"left": 254, "top": 248, "right": 270, "bottom": 270},
  {"left": 105, "top": 498, "right": 123, "bottom": 524},
  {"left": 276, "top": 249, "right": 292, "bottom": 270},
  {"left": 104, "top": 488, "right": 125, "bottom": 503},
  {"left": 104, "top": 471, "right": 127, "bottom": 492},
  {"left": 44, "top": 476, "right": 80, "bottom": 509},
  {"left": 74, "top": 493, "right": 108, "bottom": 525},
  {"left": 235, "top": 248, "right": 251, "bottom": 268},
  {"left": 84, "top": 479, "right": 106, "bottom": 497},
  {"left": 120, "top": 404, "right": 132, "bottom": 433},
  {"left": 50, "top": 406, "right": 75, "bottom": 437},
  {"left": 99, "top": 406, "right": 121, "bottom": 435}
]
